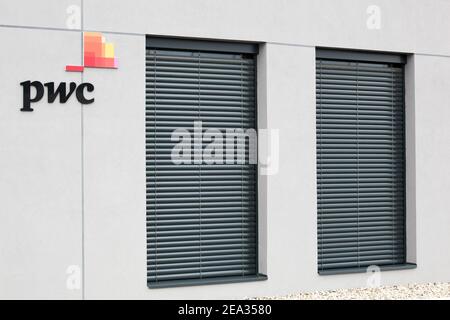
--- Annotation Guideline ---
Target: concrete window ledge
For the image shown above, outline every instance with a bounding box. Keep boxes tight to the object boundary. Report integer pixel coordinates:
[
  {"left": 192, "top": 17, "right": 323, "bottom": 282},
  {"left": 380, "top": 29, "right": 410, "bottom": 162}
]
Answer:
[
  {"left": 318, "top": 263, "right": 417, "bottom": 276},
  {"left": 148, "top": 274, "right": 268, "bottom": 289}
]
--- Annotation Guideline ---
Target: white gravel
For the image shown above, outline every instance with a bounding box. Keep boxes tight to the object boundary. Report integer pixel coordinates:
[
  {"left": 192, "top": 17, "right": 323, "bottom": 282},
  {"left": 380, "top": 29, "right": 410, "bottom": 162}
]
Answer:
[{"left": 257, "top": 282, "right": 450, "bottom": 300}]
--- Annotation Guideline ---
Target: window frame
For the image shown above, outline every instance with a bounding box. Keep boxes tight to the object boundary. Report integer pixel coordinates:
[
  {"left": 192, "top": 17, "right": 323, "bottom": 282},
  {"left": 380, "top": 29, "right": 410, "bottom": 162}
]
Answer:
[
  {"left": 146, "top": 36, "right": 267, "bottom": 288},
  {"left": 315, "top": 48, "right": 416, "bottom": 275}
]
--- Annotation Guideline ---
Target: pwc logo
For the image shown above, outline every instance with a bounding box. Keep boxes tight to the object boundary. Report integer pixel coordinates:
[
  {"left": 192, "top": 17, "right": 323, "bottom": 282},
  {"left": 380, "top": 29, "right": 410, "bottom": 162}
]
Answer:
[{"left": 20, "top": 32, "right": 118, "bottom": 112}]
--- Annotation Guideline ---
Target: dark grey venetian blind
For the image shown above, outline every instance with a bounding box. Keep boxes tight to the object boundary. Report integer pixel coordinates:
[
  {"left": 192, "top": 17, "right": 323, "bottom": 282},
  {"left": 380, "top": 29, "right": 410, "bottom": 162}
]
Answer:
[
  {"left": 316, "top": 51, "right": 406, "bottom": 273},
  {"left": 146, "top": 43, "right": 259, "bottom": 287}
]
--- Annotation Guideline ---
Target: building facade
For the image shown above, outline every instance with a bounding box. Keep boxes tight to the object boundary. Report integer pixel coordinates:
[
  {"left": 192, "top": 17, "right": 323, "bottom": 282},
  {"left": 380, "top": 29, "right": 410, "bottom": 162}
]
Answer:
[{"left": 1, "top": 0, "right": 450, "bottom": 299}]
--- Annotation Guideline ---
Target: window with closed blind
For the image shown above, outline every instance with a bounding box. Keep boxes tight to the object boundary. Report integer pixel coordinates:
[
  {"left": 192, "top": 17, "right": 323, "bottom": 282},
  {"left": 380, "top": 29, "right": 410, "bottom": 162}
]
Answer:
[
  {"left": 146, "top": 37, "right": 266, "bottom": 288},
  {"left": 316, "top": 49, "right": 415, "bottom": 274}
]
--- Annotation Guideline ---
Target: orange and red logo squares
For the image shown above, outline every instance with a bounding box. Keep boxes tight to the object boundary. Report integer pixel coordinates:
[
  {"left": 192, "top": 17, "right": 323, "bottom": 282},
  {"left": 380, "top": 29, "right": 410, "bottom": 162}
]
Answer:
[
  {"left": 66, "top": 32, "right": 118, "bottom": 72},
  {"left": 83, "top": 32, "right": 118, "bottom": 69}
]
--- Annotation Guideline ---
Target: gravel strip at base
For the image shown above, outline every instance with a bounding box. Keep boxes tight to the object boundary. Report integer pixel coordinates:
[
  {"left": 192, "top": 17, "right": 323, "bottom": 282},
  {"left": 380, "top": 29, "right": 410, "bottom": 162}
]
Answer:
[{"left": 257, "top": 282, "right": 450, "bottom": 300}]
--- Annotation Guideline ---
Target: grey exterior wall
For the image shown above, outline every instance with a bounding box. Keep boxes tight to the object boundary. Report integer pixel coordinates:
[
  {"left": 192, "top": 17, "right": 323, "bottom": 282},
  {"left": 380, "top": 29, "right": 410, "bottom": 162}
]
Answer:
[{"left": 1, "top": 0, "right": 450, "bottom": 299}]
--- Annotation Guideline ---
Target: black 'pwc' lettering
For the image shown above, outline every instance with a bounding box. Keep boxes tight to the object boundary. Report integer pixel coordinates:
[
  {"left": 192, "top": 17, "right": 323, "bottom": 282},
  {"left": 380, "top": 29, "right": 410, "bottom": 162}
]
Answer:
[
  {"left": 75, "top": 83, "right": 95, "bottom": 104},
  {"left": 44, "top": 82, "right": 77, "bottom": 103},
  {"left": 20, "top": 81, "right": 45, "bottom": 112},
  {"left": 19, "top": 81, "right": 95, "bottom": 111}
]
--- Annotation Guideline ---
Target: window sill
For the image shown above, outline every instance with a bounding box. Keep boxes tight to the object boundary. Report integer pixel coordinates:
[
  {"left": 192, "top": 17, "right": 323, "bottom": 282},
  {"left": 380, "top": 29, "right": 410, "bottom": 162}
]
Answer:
[
  {"left": 318, "top": 263, "right": 417, "bottom": 276},
  {"left": 148, "top": 274, "right": 268, "bottom": 289}
]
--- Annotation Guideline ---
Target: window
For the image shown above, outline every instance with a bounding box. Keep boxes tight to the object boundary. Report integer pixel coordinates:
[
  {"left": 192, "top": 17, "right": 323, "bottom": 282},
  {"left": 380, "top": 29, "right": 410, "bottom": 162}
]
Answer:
[
  {"left": 316, "top": 49, "right": 413, "bottom": 274},
  {"left": 146, "top": 37, "right": 265, "bottom": 287}
]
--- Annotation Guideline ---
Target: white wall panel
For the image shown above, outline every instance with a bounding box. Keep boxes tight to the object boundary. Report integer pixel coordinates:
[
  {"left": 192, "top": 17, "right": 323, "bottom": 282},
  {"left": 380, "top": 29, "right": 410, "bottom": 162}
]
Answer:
[{"left": 0, "top": 28, "right": 82, "bottom": 299}]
